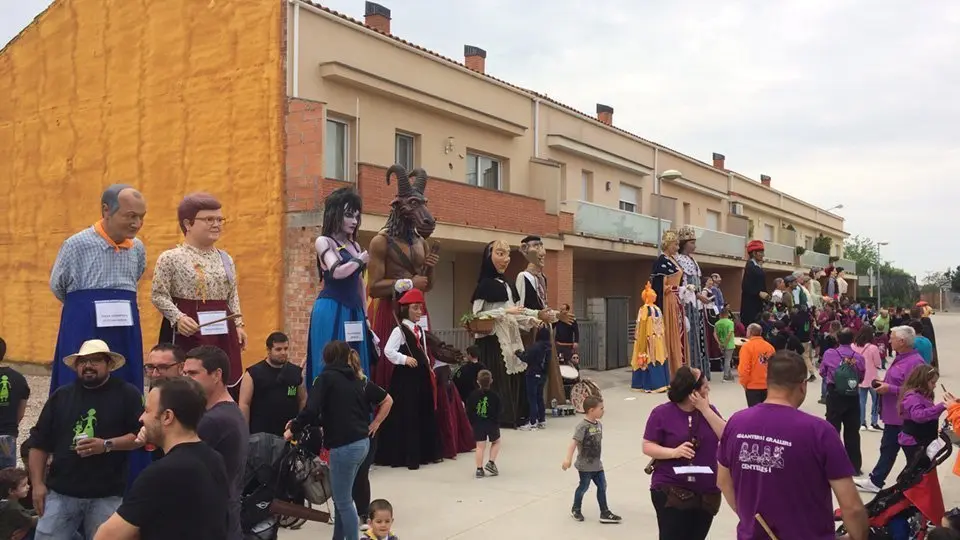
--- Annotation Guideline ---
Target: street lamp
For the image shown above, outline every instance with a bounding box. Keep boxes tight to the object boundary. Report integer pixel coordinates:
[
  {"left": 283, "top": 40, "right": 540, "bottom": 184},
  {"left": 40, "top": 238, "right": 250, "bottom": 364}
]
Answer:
[
  {"left": 825, "top": 204, "right": 844, "bottom": 213},
  {"left": 876, "top": 241, "right": 889, "bottom": 306},
  {"left": 656, "top": 170, "right": 683, "bottom": 253}
]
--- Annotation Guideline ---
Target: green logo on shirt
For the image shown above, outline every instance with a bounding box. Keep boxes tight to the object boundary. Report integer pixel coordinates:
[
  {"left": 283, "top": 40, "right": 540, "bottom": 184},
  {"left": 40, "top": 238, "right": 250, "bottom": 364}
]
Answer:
[
  {"left": 287, "top": 386, "right": 297, "bottom": 397},
  {"left": 73, "top": 408, "right": 98, "bottom": 440},
  {"left": 476, "top": 396, "right": 489, "bottom": 418},
  {"left": 0, "top": 375, "right": 9, "bottom": 405}
]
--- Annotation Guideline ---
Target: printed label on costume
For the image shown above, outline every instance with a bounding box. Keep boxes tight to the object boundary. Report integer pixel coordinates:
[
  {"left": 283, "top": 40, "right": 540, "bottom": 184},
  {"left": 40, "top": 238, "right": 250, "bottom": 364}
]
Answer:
[
  {"left": 94, "top": 300, "right": 133, "bottom": 328},
  {"left": 417, "top": 316, "right": 429, "bottom": 330},
  {"left": 197, "top": 311, "right": 229, "bottom": 336},
  {"left": 344, "top": 321, "right": 364, "bottom": 342}
]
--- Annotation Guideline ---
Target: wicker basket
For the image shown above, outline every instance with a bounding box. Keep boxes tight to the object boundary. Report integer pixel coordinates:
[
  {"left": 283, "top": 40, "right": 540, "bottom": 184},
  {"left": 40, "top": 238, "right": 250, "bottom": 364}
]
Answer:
[{"left": 463, "top": 318, "right": 495, "bottom": 335}]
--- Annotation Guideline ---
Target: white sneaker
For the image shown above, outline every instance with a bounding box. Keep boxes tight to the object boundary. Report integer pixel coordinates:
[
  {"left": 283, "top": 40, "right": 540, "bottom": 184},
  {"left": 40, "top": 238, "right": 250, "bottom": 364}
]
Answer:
[
  {"left": 860, "top": 424, "right": 868, "bottom": 431},
  {"left": 536, "top": 422, "right": 547, "bottom": 430},
  {"left": 854, "top": 477, "right": 881, "bottom": 493},
  {"left": 517, "top": 423, "right": 534, "bottom": 431}
]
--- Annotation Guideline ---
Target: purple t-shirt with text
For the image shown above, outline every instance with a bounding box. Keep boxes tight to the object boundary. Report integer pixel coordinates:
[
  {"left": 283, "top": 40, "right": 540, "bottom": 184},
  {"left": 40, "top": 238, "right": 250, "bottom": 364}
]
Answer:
[
  {"left": 643, "top": 402, "right": 721, "bottom": 494},
  {"left": 718, "top": 403, "right": 854, "bottom": 540}
]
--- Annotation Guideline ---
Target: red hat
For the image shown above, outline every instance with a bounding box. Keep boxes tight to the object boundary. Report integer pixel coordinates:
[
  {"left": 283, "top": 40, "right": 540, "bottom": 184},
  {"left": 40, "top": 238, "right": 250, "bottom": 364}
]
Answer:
[
  {"left": 398, "top": 289, "right": 425, "bottom": 305},
  {"left": 746, "top": 240, "right": 765, "bottom": 253}
]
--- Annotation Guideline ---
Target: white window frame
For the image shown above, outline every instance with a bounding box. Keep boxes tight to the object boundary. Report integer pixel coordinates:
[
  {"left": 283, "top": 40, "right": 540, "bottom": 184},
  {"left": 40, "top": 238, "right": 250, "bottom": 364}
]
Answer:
[
  {"left": 706, "top": 210, "right": 721, "bottom": 231},
  {"left": 466, "top": 152, "right": 502, "bottom": 190},
  {"left": 395, "top": 132, "right": 415, "bottom": 171},
  {"left": 325, "top": 119, "right": 349, "bottom": 181},
  {"left": 763, "top": 224, "right": 775, "bottom": 242},
  {"left": 581, "top": 171, "right": 593, "bottom": 201},
  {"left": 618, "top": 183, "right": 639, "bottom": 213}
]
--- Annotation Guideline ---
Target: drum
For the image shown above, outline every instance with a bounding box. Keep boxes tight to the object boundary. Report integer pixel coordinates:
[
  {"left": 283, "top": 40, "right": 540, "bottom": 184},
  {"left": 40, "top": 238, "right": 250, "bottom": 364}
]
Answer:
[
  {"left": 559, "top": 364, "right": 579, "bottom": 382},
  {"left": 570, "top": 379, "right": 602, "bottom": 414}
]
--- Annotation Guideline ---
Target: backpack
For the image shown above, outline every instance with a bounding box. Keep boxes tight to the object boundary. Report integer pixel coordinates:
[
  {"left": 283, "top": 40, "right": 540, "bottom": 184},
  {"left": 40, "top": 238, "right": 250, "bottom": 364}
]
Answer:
[{"left": 833, "top": 360, "right": 860, "bottom": 396}]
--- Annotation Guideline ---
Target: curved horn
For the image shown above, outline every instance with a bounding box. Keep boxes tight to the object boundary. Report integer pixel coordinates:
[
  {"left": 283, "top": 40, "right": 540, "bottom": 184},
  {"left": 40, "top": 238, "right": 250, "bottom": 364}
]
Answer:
[
  {"left": 386, "top": 164, "right": 413, "bottom": 198},
  {"left": 411, "top": 168, "right": 428, "bottom": 194}
]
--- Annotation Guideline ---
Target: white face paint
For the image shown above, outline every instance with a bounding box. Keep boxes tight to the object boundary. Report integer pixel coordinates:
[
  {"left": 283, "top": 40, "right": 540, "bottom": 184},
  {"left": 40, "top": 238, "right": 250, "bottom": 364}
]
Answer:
[{"left": 342, "top": 207, "right": 359, "bottom": 235}]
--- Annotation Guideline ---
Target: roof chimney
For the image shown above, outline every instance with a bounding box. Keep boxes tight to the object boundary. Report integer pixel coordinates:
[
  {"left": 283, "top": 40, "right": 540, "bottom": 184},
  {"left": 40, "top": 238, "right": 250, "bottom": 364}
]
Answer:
[
  {"left": 364, "top": 2, "right": 391, "bottom": 34},
  {"left": 597, "top": 104, "right": 614, "bottom": 126},
  {"left": 712, "top": 152, "right": 726, "bottom": 170},
  {"left": 760, "top": 174, "right": 772, "bottom": 187},
  {"left": 464, "top": 45, "right": 486, "bottom": 73}
]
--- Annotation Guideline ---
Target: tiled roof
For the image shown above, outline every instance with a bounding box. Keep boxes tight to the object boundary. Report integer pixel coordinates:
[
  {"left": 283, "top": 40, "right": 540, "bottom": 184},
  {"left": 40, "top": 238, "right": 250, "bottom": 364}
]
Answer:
[{"left": 301, "top": 1, "right": 728, "bottom": 173}]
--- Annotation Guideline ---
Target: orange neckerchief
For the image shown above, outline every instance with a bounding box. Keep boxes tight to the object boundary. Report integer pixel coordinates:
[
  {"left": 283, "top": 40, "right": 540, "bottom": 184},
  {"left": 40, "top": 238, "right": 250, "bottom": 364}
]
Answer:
[{"left": 94, "top": 220, "right": 134, "bottom": 252}]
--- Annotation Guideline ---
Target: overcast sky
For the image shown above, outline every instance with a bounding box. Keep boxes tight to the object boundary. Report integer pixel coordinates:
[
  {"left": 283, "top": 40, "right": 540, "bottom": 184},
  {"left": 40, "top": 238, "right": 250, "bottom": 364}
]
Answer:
[{"left": 4, "top": 0, "right": 958, "bottom": 278}]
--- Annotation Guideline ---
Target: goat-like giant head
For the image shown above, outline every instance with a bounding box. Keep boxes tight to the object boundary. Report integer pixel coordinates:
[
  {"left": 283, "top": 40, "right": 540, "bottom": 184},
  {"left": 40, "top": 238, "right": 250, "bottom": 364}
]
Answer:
[{"left": 386, "top": 165, "right": 436, "bottom": 238}]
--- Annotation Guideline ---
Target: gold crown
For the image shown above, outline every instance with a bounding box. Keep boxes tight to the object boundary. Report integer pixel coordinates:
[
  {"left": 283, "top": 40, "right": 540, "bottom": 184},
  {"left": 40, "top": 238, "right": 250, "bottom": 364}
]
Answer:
[
  {"left": 678, "top": 226, "right": 697, "bottom": 241},
  {"left": 662, "top": 229, "right": 679, "bottom": 244}
]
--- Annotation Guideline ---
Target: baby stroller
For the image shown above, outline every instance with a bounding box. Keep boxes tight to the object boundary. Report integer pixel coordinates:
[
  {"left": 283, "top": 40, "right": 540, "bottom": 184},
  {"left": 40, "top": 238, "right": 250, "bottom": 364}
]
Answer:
[
  {"left": 836, "top": 432, "right": 952, "bottom": 539},
  {"left": 241, "top": 430, "right": 332, "bottom": 540}
]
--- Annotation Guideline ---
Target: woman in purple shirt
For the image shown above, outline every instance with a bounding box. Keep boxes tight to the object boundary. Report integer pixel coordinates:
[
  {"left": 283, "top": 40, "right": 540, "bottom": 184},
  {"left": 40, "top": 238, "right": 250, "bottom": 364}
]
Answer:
[
  {"left": 819, "top": 328, "right": 866, "bottom": 475},
  {"left": 898, "top": 364, "right": 945, "bottom": 462},
  {"left": 642, "top": 366, "right": 726, "bottom": 540}
]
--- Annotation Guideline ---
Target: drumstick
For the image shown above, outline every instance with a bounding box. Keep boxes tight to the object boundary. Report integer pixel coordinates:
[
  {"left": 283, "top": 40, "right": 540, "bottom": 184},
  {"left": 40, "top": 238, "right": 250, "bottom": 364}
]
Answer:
[
  {"left": 197, "top": 313, "right": 242, "bottom": 328},
  {"left": 755, "top": 514, "right": 778, "bottom": 540}
]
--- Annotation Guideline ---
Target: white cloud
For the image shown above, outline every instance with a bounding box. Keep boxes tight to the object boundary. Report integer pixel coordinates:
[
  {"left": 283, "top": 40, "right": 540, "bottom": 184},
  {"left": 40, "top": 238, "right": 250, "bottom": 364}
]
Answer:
[{"left": 4, "top": 0, "right": 958, "bottom": 276}]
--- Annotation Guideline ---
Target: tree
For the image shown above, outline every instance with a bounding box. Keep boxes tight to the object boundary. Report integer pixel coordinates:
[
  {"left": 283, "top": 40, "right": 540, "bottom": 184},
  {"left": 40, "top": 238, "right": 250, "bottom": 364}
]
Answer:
[
  {"left": 842, "top": 235, "right": 881, "bottom": 271},
  {"left": 813, "top": 234, "right": 832, "bottom": 255},
  {"left": 921, "top": 270, "right": 953, "bottom": 294},
  {"left": 953, "top": 265, "right": 960, "bottom": 294}
]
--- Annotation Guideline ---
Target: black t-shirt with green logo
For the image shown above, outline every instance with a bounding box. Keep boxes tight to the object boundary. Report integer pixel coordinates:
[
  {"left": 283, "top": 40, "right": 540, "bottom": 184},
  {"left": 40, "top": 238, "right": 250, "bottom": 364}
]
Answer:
[
  {"left": 0, "top": 367, "right": 30, "bottom": 437},
  {"left": 246, "top": 360, "right": 302, "bottom": 437},
  {"left": 32, "top": 377, "right": 143, "bottom": 498}
]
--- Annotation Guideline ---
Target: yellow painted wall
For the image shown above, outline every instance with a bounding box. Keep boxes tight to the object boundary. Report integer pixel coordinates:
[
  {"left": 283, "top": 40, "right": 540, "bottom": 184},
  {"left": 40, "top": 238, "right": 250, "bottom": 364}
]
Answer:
[{"left": 0, "top": 0, "right": 284, "bottom": 365}]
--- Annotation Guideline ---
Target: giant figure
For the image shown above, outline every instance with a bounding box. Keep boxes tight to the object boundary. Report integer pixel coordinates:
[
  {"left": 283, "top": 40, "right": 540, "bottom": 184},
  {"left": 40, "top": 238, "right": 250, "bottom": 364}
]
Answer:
[{"left": 740, "top": 240, "right": 768, "bottom": 325}]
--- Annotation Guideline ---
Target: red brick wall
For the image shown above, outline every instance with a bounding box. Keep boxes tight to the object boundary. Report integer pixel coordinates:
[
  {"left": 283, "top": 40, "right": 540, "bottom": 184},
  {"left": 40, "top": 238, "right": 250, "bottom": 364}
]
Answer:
[
  {"left": 357, "top": 163, "right": 561, "bottom": 236},
  {"left": 544, "top": 249, "right": 573, "bottom": 309},
  {"left": 285, "top": 99, "right": 327, "bottom": 213}
]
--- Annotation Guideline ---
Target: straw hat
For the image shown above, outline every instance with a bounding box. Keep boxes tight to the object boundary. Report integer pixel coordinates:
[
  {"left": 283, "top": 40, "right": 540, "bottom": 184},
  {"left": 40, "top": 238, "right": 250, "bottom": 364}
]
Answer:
[{"left": 63, "top": 339, "right": 126, "bottom": 371}]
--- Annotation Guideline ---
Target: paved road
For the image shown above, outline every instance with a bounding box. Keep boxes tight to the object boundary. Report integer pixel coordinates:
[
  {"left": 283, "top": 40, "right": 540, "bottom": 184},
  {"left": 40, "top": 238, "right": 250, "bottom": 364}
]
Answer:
[{"left": 283, "top": 314, "right": 960, "bottom": 539}]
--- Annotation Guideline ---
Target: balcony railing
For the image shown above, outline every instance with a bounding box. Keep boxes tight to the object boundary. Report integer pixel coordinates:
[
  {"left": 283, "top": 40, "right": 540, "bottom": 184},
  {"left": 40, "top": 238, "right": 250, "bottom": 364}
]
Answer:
[
  {"left": 800, "top": 251, "right": 830, "bottom": 268},
  {"left": 836, "top": 259, "right": 857, "bottom": 275},
  {"left": 571, "top": 201, "right": 669, "bottom": 246},
  {"left": 764, "top": 242, "right": 795, "bottom": 264},
  {"left": 692, "top": 227, "right": 746, "bottom": 259}
]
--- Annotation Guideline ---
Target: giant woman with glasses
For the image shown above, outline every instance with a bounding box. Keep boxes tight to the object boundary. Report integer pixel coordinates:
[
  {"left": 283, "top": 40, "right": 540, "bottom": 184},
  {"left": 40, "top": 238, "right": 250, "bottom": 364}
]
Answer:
[
  {"left": 151, "top": 193, "right": 247, "bottom": 398},
  {"left": 641, "top": 366, "right": 727, "bottom": 540}
]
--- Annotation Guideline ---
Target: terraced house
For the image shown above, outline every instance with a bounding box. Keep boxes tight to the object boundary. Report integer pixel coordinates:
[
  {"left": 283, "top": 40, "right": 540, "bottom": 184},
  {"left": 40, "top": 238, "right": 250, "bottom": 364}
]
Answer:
[{"left": 0, "top": 0, "right": 855, "bottom": 367}]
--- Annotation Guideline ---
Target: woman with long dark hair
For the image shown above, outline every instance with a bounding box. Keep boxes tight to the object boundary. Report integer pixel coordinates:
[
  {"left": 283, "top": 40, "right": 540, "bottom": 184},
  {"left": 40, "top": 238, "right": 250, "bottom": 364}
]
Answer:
[
  {"left": 642, "top": 366, "right": 726, "bottom": 539},
  {"left": 469, "top": 240, "right": 548, "bottom": 427},
  {"left": 305, "top": 187, "right": 375, "bottom": 383},
  {"left": 288, "top": 340, "right": 392, "bottom": 540}
]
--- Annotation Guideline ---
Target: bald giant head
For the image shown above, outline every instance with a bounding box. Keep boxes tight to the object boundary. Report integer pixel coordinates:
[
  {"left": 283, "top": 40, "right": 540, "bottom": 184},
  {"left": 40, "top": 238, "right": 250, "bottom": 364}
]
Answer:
[{"left": 101, "top": 184, "right": 146, "bottom": 241}]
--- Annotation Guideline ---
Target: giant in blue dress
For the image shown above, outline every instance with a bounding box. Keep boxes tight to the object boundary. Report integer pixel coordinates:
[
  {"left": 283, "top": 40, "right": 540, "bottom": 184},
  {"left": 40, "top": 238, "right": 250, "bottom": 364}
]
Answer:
[{"left": 306, "top": 188, "right": 376, "bottom": 384}]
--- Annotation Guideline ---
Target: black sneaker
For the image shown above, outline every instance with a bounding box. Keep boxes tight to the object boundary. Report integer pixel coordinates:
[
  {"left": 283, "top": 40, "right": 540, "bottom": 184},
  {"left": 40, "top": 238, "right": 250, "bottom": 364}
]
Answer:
[
  {"left": 599, "top": 510, "right": 622, "bottom": 524},
  {"left": 485, "top": 461, "right": 499, "bottom": 476},
  {"left": 475, "top": 468, "right": 485, "bottom": 479},
  {"left": 872, "top": 423, "right": 882, "bottom": 431},
  {"left": 571, "top": 508, "right": 584, "bottom": 522}
]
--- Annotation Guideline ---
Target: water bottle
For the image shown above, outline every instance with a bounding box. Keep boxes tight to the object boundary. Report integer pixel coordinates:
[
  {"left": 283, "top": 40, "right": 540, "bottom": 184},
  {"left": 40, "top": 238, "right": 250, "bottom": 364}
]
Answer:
[{"left": 551, "top": 398, "right": 558, "bottom": 416}]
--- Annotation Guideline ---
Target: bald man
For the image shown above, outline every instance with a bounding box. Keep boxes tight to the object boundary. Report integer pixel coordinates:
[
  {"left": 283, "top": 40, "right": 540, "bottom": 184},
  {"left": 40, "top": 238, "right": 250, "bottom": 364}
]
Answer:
[{"left": 50, "top": 184, "right": 148, "bottom": 392}]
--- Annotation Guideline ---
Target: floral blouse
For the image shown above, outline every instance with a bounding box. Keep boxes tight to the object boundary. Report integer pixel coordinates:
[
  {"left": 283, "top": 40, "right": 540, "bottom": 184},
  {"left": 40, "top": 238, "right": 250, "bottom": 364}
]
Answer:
[
  {"left": 151, "top": 244, "right": 243, "bottom": 326},
  {"left": 675, "top": 253, "right": 703, "bottom": 306}
]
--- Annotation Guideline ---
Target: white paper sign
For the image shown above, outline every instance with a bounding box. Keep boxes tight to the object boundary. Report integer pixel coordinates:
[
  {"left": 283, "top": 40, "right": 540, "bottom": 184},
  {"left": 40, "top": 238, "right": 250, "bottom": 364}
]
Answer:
[
  {"left": 95, "top": 300, "right": 134, "bottom": 328},
  {"left": 344, "top": 321, "right": 364, "bottom": 343},
  {"left": 926, "top": 438, "right": 947, "bottom": 460},
  {"left": 197, "top": 311, "right": 229, "bottom": 336},
  {"left": 673, "top": 466, "right": 714, "bottom": 475},
  {"left": 417, "top": 316, "right": 429, "bottom": 330}
]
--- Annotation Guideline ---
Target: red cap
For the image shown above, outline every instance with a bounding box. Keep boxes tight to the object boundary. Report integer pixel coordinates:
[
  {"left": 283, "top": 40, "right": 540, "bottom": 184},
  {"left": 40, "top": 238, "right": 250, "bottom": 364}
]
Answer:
[
  {"left": 398, "top": 288, "right": 425, "bottom": 305},
  {"left": 746, "top": 240, "right": 765, "bottom": 253}
]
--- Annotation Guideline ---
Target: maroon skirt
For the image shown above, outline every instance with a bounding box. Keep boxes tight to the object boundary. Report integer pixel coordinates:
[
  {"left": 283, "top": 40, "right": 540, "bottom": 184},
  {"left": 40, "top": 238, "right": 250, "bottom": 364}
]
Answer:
[{"left": 158, "top": 298, "right": 243, "bottom": 388}]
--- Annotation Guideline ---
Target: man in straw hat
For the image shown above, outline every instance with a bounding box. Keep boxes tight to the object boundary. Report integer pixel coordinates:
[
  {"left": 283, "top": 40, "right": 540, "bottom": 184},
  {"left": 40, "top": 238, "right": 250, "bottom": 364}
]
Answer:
[
  {"left": 29, "top": 340, "right": 145, "bottom": 539},
  {"left": 717, "top": 350, "right": 867, "bottom": 539},
  {"left": 49, "top": 184, "right": 147, "bottom": 393},
  {"left": 740, "top": 240, "right": 769, "bottom": 326}
]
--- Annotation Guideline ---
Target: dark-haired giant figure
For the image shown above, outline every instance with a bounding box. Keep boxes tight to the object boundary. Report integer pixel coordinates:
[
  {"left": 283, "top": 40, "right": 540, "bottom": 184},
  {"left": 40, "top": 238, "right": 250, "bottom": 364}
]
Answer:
[
  {"left": 50, "top": 184, "right": 147, "bottom": 392},
  {"left": 305, "top": 187, "right": 376, "bottom": 383}
]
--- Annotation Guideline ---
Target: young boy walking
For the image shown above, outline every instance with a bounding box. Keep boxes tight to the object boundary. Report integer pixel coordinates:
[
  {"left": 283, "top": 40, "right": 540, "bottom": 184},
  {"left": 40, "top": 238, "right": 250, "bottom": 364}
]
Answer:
[
  {"left": 519, "top": 326, "right": 551, "bottom": 431},
  {"left": 714, "top": 308, "right": 736, "bottom": 381},
  {"left": 466, "top": 370, "right": 502, "bottom": 478},
  {"left": 562, "top": 396, "right": 621, "bottom": 523}
]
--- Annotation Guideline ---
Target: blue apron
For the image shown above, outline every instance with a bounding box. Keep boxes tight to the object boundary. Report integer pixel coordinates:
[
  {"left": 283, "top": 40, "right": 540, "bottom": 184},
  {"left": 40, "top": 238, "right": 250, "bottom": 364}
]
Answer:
[{"left": 50, "top": 288, "right": 150, "bottom": 488}]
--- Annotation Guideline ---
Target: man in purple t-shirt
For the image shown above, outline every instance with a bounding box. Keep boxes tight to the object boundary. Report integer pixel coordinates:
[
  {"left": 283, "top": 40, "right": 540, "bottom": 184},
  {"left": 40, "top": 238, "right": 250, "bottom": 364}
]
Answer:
[
  {"left": 855, "top": 325, "right": 927, "bottom": 493},
  {"left": 718, "top": 350, "right": 867, "bottom": 540}
]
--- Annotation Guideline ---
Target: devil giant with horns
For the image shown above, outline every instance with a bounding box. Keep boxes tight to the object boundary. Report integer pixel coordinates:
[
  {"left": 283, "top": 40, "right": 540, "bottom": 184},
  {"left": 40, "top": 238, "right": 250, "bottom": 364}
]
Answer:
[{"left": 368, "top": 165, "right": 474, "bottom": 460}]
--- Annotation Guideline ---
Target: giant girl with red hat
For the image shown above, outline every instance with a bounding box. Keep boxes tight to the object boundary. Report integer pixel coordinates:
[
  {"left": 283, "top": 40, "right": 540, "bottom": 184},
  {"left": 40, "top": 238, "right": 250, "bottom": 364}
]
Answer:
[{"left": 740, "top": 240, "right": 769, "bottom": 326}]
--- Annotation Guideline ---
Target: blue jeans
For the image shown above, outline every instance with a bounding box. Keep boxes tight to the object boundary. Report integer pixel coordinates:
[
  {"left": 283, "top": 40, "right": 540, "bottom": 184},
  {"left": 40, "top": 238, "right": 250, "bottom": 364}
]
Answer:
[
  {"left": 329, "top": 438, "right": 370, "bottom": 540},
  {"left": 0, "top": 435, "right": 17, "bottom": 469},
  {"left": 859, "top": 387, "right": 879, "bottom": 426},
  {"left": 34, "top": 490, "right": 120, "bottom": 540},
  {"left": 572, "top": 470, "right": 608, "bottom": 512},
  {"left": 526, "top": 373, "right": 546, "bottom": 425},
  {"left": 869, "top": 425, "right": 909, "bottom": 488}
]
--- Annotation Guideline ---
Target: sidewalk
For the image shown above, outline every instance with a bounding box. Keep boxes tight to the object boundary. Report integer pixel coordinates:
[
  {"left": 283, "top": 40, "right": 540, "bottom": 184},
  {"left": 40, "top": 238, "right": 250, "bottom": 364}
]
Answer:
[{"left": 284, "top": 314, "right": 960, "bottom": 539}]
